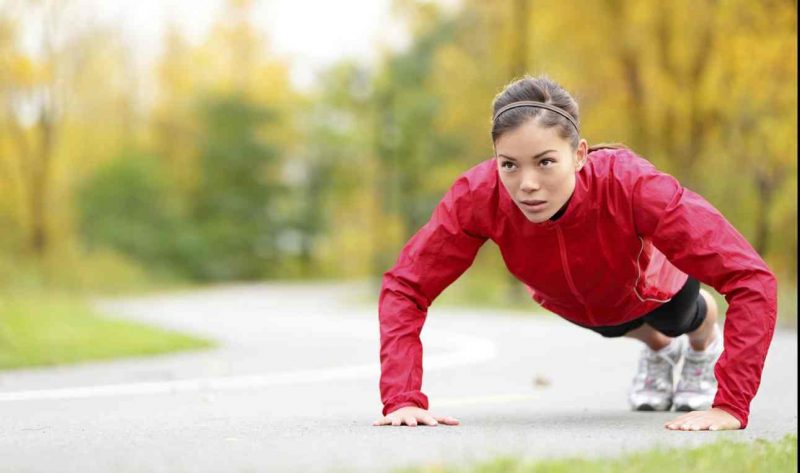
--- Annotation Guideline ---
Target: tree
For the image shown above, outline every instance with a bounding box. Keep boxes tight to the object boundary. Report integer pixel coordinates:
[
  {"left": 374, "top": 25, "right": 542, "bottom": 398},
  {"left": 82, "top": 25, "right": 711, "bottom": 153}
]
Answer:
[
  {"left": 188, "top": 95, "right": 284, "bottom": 280},
  {"left": 0, "top": 0, "right": 138, "bottom": 258}
]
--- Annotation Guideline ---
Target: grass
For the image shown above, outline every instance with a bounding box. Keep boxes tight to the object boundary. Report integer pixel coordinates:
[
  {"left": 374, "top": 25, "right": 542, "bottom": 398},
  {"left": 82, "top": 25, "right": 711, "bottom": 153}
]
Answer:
[
  {"left": 0, "top": 291, "right": 214, "bottom": 370},
  {"left": 0, "top": 240, "right": 793, "bottom": 371},
  {"left": 396, "top": 433, "right": 797, "bottom": 473}
]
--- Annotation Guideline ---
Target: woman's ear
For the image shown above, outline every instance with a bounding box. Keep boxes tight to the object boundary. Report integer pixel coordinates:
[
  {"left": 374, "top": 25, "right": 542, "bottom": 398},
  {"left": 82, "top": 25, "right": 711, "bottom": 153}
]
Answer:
[{"left": 575, "top": 139, "right": 588, "bottom": 171}]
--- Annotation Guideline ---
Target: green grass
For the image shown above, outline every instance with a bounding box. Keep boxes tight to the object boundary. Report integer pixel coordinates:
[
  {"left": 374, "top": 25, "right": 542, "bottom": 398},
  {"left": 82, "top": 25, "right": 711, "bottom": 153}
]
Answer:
[
  {"left": 396, "top": 433, "right": 797, "bottom": 473},
  {"left": 0, "top": 291, "right": 214, "bottom": 370}
]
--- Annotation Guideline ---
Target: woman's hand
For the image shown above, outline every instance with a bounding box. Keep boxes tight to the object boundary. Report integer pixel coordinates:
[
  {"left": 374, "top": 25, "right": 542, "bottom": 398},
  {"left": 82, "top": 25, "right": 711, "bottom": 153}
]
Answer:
[
  {"left": 372, "top": 406, "right": 460, "bottom": 427},
  {"left": 664, "top": 407, "right": 742, "bottom": 431}
]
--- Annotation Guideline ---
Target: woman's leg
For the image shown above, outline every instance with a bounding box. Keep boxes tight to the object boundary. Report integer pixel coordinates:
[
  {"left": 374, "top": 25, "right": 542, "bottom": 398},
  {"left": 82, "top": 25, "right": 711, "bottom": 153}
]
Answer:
[
  {"left": 625, "top": 285, "right": 718, "bottom": 351},
  {"left": 624, "top": 288, "right": 718, "bottom": 351},
  {"left": 674, "top": 288, "right": 722, "bottom": 411},
  {"left": 623, "top": 282, "right": 720, "bottom": 412},
  {"left": 685, "top": 288, "right": 719, "bottom": 351},
  {"left": 624, "top": 321, "right": 681, "bottom": 411},
  {"left": 624, "top": 323, "right": 673, "bottom": 351}
]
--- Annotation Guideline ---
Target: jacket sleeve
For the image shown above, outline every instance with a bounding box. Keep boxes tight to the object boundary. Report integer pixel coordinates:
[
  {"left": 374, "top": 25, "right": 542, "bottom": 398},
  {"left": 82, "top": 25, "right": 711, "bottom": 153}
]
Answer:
[
  {"left": 378, "top": 175, "right": 488, "bottom": 416},
  {"left": 632, "top": 168, "right": 778, "bottom": 429}
]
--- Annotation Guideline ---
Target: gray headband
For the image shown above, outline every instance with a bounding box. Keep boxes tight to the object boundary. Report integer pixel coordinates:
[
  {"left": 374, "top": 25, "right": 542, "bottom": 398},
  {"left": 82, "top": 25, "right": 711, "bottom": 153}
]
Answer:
[{"left": 492, "top": 100, "right": 579, "bottom": 133}]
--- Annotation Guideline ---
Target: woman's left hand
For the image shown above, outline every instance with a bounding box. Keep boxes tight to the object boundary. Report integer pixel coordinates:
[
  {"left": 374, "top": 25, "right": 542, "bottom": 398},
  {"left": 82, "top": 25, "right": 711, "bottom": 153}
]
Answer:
[{"left": 665, "top": 407, "right": 742, "bottom": 431}]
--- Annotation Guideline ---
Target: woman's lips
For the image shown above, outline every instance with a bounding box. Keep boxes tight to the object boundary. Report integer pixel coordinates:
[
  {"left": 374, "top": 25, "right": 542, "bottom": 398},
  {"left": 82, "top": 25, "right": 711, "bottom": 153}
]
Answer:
[{"left": 519, "top": 200, "right": 547, "bottom": 212}]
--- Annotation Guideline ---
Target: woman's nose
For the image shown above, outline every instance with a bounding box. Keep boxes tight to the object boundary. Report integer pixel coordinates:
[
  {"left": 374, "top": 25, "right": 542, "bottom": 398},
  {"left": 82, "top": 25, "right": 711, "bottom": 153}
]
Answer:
[{"left": 520, "top": 171, "right": 540, "bottom": 192}]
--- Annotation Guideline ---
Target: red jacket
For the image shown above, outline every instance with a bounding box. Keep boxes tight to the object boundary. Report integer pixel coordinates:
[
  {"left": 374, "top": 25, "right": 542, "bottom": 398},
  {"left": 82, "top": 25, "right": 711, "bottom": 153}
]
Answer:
[{"left": 378, "top": 147, "right": 777, "bottom": 429}]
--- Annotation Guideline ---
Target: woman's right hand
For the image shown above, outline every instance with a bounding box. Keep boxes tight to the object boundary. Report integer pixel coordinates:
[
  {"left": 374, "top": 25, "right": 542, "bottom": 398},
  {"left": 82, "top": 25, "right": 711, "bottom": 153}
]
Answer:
[{"left": 372, "top": 406, "right": 460, "bottom": 427}]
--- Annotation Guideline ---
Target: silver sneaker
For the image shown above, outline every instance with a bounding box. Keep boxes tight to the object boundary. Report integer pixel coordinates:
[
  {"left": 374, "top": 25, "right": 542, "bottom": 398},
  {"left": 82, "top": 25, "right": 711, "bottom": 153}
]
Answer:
[
  {"left": 674, "top": 324, "right": 723, "bottom": 411},
  {"left": 628, "top": 336, "right": 686, "bottom": 411}
]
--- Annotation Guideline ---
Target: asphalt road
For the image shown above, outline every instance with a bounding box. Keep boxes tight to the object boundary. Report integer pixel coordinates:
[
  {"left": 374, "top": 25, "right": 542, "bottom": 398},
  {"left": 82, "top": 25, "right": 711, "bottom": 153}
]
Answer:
[{"left": 0, "top": 281, "right": 796, "bottom": 472}]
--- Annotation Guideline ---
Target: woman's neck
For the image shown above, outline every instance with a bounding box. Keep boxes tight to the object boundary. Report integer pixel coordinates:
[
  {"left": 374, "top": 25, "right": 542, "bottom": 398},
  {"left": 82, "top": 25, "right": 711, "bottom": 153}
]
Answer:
[{"left": 549, "top": 196, "right": 572, "bottom": 221}]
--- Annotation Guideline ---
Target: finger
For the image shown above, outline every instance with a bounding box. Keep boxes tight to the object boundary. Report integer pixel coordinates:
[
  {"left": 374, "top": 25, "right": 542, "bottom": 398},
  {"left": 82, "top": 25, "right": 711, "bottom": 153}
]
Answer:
[
  {"left": 405, "top": 417, "right": 418, "bottom": 427},
  {"left": 435, "top": 416, "right": 460, "bottom": 425},
  {"left": 421, "top": 417, "right": 439, "bottom": 426},
  {"left": 680, "top": 412, "right": 712, "bottom": 431},
  {"left": 666, "top": 421, "right": 689, "bottom": 430},
  {"left": 681, "top": 417, "right": 702, "bottom": 430},
  {"left": 693, "top": 417, "right": 715, "bottom": 431},
  {"left": 391, "top": 418, "right": 402, "bottom": 426},
  {"left": 665, "top": 419, "right": 678, "bottom": 427},
  {"left": 372, "top": 418, "right": 389, "bottom": 426}
]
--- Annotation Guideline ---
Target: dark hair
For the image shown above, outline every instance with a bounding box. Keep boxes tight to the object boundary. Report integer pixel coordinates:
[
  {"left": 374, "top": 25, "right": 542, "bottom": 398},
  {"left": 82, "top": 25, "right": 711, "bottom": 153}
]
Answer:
[{"left": 491, "top": 74, "right": 627, "bottom": 153}]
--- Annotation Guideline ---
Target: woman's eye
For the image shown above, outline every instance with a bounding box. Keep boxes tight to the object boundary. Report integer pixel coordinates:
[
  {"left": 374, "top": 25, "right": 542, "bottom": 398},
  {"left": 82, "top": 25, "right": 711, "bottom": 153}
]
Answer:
[
  {"left": 540, "top": 159, "right": 555, "bottom": 167},
  {"left": 501, "top": 161, "right": 516, "bottom": 170}
]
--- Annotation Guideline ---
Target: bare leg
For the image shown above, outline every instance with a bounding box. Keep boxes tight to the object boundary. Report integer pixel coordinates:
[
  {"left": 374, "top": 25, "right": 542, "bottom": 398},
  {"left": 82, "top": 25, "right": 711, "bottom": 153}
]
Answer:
[
  {"left": 686, "top": 288, "right": 719, "bottom": 351},
  {"left": 624, "top": 288, "right": 719, "bottom": 352},
  {"left": 624, "top": 323, "right": 673, "bottom": 351}
]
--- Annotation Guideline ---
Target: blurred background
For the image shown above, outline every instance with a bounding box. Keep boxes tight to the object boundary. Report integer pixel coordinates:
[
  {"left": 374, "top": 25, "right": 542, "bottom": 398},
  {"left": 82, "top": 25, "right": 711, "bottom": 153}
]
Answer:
[{"left": 0, "top": 0, "right": 796, "bottom": 367}]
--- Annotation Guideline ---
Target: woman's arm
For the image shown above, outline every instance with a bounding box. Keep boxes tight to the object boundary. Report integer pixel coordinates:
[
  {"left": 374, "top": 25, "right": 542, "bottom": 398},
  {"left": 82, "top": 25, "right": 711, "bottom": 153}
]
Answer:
[
  {"left": 379, "top": 175, "right": 488, "bottom": 416},
  {"left": 632, "top": 168, "right": 778, "bottom": 429}
]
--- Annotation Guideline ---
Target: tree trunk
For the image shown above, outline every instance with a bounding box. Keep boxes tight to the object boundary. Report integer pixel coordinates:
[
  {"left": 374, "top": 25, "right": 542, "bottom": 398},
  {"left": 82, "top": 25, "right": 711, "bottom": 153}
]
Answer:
[
  {"left": 28, "top": 106, "right": 55, "bottom": 256},
  {"left": 753, "top": 169, "right": 776, "bottom": 257}
]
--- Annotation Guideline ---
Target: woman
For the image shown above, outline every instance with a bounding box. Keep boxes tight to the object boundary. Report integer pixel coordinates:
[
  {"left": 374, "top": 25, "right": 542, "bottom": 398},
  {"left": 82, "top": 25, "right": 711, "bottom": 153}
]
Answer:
[{"left": 373, "top": 75, "right": 777, "bottom": 431}]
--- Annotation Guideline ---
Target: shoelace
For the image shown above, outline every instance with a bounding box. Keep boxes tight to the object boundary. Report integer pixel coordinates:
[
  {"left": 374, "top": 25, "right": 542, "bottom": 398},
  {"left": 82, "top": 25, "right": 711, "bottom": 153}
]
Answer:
[
  {"left": 678, "top": 354, "right": 716, "bottom": 392},
  {"left": 638, "top": 349, "right": 677, "bottom": 391}
]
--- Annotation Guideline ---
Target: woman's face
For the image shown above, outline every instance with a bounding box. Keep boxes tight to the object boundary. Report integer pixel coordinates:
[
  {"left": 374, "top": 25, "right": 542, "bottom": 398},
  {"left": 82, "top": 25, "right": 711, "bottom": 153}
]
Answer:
[{"left": 494, "top": 120, "right": 588, "bottom": 223}]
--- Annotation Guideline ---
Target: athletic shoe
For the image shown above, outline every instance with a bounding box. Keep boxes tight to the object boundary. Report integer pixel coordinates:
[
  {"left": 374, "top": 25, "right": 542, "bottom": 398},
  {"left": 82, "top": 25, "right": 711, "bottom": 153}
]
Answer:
[
  {"left": 628, "top": 336, "right": 686, "bottom": 411},
  {"left": 674, "top": 324, "right": 723, "bottom": 411}
]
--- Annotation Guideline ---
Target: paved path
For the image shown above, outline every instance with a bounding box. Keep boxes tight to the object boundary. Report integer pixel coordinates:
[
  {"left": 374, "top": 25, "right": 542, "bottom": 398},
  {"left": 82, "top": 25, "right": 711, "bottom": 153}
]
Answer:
[{"left": 0, "top": 281, "right": 796, "bottom": 472}]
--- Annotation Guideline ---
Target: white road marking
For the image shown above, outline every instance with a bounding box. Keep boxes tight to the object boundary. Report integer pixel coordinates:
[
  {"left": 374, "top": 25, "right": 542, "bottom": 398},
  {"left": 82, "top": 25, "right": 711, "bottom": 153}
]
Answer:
[{"left": 0, "top": 330, "right": 496, "bottom": 402}]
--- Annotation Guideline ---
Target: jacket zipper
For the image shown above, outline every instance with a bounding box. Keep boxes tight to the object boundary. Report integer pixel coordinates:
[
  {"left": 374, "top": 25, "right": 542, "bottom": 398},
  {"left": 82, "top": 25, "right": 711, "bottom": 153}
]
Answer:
[{"left": 555, "top": 226, "right": 595, "bottom": 325}]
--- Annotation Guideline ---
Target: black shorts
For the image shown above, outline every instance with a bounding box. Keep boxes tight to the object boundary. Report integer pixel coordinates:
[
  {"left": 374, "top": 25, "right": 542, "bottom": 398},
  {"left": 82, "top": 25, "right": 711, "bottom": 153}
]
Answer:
[{"left": 581, "top": 277, "right": 708, "bottom": 338}]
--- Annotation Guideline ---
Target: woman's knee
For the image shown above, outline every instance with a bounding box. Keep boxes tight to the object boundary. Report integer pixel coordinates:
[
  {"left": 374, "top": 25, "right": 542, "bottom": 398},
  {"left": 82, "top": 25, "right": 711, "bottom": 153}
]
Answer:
[
  {"left": 699, "top": 288, "right": 718, "bottom": 323},
  {"left": 624, "top": 322, "right": 673, "bottom": 343}
]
